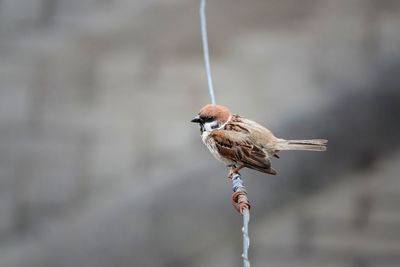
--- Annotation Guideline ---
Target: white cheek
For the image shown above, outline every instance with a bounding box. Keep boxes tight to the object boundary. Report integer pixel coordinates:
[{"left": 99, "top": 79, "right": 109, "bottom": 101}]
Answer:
[{"left": 203, "top": 121, "right": 219, "bottom": 132}]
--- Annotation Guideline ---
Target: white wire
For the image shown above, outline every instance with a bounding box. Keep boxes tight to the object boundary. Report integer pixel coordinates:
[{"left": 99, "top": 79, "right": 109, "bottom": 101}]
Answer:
[
  {"left": 199, "top": 2, "right": 250, "bottom": 266},
  {"left": 231, "top": 173, "right": 251, "bottom": 267},
  {"left": 242, "top": 210, "right": 251, "bottom": 267},
  {"left": 199, "top": 0, "right": 216, "bottom": 105}
]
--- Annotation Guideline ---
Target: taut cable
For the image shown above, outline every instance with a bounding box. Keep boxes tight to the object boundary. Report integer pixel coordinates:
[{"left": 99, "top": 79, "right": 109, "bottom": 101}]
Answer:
[
  {"left": 199, "top": 0, "right": 216, "bottom": 104},
  {"left": 199, "top": 1, "right": 250, "bottom": 266}
]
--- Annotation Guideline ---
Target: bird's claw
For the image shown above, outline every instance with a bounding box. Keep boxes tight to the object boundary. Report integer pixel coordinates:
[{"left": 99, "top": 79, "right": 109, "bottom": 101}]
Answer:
[
  {"left": 227, "top": 166, "right": 242, "bottom": 179},
  {"left": 227, "top": 170, "right": 236, "bottom": 179}
]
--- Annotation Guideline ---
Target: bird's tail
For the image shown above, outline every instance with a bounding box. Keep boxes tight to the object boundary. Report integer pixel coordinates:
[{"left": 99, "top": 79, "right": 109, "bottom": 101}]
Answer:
[{"left": 276, "top": 139, "right": 328, "bottom": 152}]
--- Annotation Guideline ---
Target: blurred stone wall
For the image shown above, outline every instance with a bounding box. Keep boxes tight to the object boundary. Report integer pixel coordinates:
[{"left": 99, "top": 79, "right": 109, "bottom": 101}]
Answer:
[{"left": 0, "top": 0, "right": 399, "bottom": 266}]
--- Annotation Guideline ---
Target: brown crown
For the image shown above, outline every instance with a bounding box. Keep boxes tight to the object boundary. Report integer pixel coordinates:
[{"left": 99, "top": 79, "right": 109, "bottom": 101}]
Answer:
[{"left": 198, "top": 104, "right": 232, "bottom": 124}]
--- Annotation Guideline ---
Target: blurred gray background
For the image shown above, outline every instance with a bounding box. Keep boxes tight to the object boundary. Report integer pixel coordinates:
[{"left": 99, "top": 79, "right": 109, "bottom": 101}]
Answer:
[{"left": 0, "top": 0, "right": 400, "bottom": 267}]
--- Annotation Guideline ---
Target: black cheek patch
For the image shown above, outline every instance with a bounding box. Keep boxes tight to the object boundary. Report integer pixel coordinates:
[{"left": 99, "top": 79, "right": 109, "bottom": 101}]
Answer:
[{"left": 211, "top": 123, "right": 220, "bottom": 129}]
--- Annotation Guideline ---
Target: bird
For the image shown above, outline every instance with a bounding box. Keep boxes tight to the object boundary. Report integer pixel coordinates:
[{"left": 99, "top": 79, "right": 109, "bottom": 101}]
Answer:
[{"left": 191, "top": 104, "right": 327, "bottom": 178}]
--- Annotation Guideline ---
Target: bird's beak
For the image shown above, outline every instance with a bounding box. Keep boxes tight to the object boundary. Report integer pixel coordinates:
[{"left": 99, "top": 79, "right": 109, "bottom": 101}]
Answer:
[{"left": 191, "top": 115, "right": 202, "bottom": 123}]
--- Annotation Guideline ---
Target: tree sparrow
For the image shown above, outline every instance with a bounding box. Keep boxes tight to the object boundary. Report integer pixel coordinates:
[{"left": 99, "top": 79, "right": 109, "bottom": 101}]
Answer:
[{"left": 191, "top": 104, "right": 327, "bottom": 177}]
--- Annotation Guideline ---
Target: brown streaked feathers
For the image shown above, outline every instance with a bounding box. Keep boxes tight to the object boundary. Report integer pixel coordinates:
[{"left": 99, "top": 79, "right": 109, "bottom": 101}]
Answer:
[{"left": 210, "top": 117, "right": 277, "bottom": 175}]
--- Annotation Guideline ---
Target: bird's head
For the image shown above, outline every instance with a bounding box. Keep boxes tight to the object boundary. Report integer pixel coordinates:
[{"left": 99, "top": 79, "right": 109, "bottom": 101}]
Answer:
[{"left": 191, "top": 104, "right": 232, "bottom": 133}]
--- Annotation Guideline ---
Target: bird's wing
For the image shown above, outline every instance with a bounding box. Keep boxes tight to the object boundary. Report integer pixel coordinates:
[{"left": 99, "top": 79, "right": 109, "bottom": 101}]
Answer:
[
  {"left": 230, "top": 116, "right": 277, "bottom": 147},
  {"left": 209, "top": 127, "right": 276, "bottom": 175}
]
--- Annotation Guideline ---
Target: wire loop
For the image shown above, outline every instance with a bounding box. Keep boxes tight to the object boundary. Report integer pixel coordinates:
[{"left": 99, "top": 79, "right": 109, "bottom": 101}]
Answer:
[{"left": 232, "top": 191, "right": 251, "bottom": 214}]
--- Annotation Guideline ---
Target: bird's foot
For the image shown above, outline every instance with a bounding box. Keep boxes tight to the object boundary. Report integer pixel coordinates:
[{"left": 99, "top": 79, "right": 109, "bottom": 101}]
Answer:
[{"left": 227, "top": 165, "right": 243, "bottom": 179}]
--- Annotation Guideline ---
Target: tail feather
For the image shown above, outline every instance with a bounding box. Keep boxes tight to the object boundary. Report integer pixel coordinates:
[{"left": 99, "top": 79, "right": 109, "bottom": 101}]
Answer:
[{"left": 276, "top": 139, "right": 328, "bottom": 152}]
